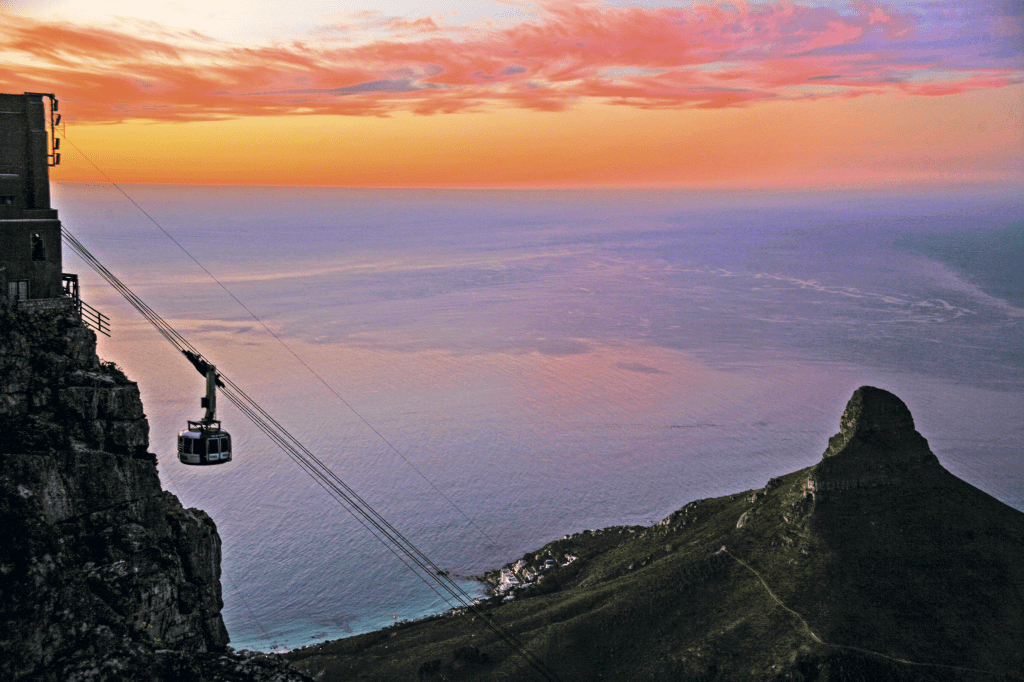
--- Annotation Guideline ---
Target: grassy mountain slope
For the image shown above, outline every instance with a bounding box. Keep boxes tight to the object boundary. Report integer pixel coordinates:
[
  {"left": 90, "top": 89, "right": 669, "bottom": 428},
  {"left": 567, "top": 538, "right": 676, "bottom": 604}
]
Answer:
[{"left": 284, "top": 387, "right": 1024, "bottom": 681}]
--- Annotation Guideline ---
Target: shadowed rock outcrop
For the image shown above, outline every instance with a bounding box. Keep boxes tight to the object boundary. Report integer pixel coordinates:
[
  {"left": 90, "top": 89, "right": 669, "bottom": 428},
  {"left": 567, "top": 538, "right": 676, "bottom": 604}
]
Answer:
[
  {"left": 808, "top": 386, "right": 938, "bottom": 494},
  {"left": 1, "top": 301, "right": 150, "bottom": 457},
  {"left": 1, "top": 300, "right": 310, "bottom": 681}
]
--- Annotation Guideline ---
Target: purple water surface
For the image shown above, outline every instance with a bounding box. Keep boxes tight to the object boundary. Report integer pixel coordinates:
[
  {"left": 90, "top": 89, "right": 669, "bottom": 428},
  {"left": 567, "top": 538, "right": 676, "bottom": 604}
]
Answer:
[{"left": 50, "top": 183, "right": 1024, "bottom": 650}]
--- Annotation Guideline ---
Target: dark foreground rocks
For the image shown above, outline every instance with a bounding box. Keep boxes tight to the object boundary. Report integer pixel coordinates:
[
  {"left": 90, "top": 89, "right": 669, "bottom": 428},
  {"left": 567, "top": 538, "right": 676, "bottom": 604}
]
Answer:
[{"left": 1, "top": 300, "right": 309, "bottom": 681}]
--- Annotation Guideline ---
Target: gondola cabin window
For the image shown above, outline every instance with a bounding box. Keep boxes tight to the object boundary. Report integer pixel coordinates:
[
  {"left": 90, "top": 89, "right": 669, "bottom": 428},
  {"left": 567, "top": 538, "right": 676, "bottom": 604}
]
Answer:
[{"left": 179, "top": 432, "right": 199, "bottom": 465}]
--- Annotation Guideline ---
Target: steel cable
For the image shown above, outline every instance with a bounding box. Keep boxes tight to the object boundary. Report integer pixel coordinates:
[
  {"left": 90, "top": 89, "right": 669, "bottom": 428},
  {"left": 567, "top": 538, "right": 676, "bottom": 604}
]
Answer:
[{"left": 61, "top": 229, "right": 562, "bottom": 682}]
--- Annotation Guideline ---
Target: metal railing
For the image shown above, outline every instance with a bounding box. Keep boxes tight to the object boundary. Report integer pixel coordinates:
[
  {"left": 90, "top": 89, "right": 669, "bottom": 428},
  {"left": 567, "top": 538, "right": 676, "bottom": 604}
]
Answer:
[
  {"left": 63, "top": 273, "right": 110, "bottom": 336},
  {"left": 79, "top": 298, "right": 110, "bottom": 336}
]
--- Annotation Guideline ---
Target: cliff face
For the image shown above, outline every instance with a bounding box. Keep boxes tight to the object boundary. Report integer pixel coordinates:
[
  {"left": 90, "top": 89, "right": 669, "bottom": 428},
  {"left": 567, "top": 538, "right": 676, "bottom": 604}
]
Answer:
[
  {"left": 0, "top": 300, "right": 308, "bottom": 681},
  {"left": 0, "top": 299, "right": 228, "bottom": 679},
  {"left": 808, "top": 385, "right": 938, "bottom": 494}
]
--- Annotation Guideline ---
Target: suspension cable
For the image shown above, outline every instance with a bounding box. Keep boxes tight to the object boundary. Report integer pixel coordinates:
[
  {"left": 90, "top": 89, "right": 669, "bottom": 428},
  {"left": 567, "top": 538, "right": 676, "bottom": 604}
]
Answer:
[
  {"left": 60, "top": 136, "right": 514, "bottom": 565},
  {"left": 61, "top": 229, "right": 562, "bottom": 682}
]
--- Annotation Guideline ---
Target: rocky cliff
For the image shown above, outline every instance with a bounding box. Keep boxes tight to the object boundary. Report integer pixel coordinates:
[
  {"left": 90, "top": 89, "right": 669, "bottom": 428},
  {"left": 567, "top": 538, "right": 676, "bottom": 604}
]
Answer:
[
  {"left": 0, "top": 299, "right": 309, "bottom": 681},
  {"left": 808, "top": 385, "right": 938, "bottom": 494}
]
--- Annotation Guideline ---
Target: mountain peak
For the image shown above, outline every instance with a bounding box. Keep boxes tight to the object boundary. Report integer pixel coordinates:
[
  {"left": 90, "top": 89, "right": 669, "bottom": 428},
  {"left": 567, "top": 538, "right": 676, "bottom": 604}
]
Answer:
[
  {"left": 810, "top": 386, "right": 937, "bottom": 494},
  {"left": 284, "top": 383, "right": 1024, "bottom": 681},
  {"left": 824, "top": 385, "right": 918, "bottom": 457}
]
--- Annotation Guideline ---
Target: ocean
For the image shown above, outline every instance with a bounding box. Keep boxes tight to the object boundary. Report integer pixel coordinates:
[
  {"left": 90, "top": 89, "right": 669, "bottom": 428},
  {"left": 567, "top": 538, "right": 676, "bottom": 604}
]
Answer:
[{"left": 50, "top": 183, "right": 1024, "bottom": 651}]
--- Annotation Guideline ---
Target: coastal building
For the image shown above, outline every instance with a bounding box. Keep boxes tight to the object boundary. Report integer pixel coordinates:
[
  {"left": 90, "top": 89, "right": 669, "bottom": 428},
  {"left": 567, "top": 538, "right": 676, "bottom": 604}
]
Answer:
[
  {"left": 1, "top": 91, "right": 106, "bottom": 333},
  {"left": 1, "top": 92, "right": 64, "bottom": 302}
]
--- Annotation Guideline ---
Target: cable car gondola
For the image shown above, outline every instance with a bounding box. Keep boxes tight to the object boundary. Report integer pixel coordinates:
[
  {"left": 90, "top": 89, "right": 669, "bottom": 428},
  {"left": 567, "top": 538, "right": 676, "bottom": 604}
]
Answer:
[{"left": 178, "top": 352, "right": 232, "bottom": 466}]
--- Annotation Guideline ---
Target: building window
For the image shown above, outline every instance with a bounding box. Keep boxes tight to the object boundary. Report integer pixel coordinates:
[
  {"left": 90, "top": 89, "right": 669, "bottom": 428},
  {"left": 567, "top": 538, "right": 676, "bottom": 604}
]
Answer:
[
  {"left": 32, "top": 233, "right": 46, "bottom": 261},
  {"left": 8, "top": 280, "right": 29, "bottom": 301}
]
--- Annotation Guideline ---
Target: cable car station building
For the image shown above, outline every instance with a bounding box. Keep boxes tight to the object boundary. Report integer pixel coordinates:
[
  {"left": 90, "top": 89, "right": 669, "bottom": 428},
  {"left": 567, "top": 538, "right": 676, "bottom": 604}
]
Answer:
[
  {"left": 1, "top": 92, "right": 106, "bottom": 334},
  {"left": 1, "top": 92, "right": 64, "bottom": 303}
]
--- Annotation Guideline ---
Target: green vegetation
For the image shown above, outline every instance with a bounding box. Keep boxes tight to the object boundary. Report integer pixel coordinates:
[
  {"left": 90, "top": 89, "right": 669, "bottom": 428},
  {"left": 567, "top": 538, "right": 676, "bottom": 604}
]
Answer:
[
  {"left": 283, "top": 391, "right": 1024, "bottom": 682},
  {"left": 99, "top": 360, "right": 131, "bottom": 384}
]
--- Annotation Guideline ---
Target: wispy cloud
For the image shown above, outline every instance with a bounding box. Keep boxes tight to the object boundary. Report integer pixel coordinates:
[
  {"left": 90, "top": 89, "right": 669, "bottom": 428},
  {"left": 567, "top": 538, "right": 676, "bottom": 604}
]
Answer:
[{"left": 1, "top": 0, "right": 1020, "bottom": 121}]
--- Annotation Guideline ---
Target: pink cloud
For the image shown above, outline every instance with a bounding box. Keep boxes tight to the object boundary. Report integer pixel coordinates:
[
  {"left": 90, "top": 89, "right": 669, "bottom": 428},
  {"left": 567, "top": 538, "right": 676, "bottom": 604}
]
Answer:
[{"left": 0, "top": 1, "right": 1020, "bottom": 122}]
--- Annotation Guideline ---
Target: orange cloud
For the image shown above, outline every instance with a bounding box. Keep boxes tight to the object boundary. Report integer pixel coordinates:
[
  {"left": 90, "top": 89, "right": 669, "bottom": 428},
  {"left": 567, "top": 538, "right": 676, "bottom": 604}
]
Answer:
[{"left": 1, "top": 1, "right": 1021, "bottom": 122}]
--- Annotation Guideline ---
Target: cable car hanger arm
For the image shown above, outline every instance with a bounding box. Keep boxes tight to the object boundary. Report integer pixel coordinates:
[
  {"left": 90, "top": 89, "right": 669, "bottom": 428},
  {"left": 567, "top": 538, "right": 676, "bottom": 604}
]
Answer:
[{"left": 182, "top": 349, "right": 224, "bottom": 387}]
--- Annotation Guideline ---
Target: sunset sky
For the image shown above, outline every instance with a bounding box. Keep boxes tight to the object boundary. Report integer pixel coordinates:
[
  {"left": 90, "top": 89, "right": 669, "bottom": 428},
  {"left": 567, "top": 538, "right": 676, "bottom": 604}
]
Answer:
[{"left": 3, "top": 0, "right": 1022, "bottom": 188}]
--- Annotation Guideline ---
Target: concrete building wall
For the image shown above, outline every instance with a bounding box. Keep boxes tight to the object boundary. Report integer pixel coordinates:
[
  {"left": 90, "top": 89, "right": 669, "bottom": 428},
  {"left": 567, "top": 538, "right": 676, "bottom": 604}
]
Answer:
[
  {"left": 0, "top": 92, "right": 63, "bottom": 300},
  {"left": 0, "top": 219, "right": 63, "bottom": 299}
]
